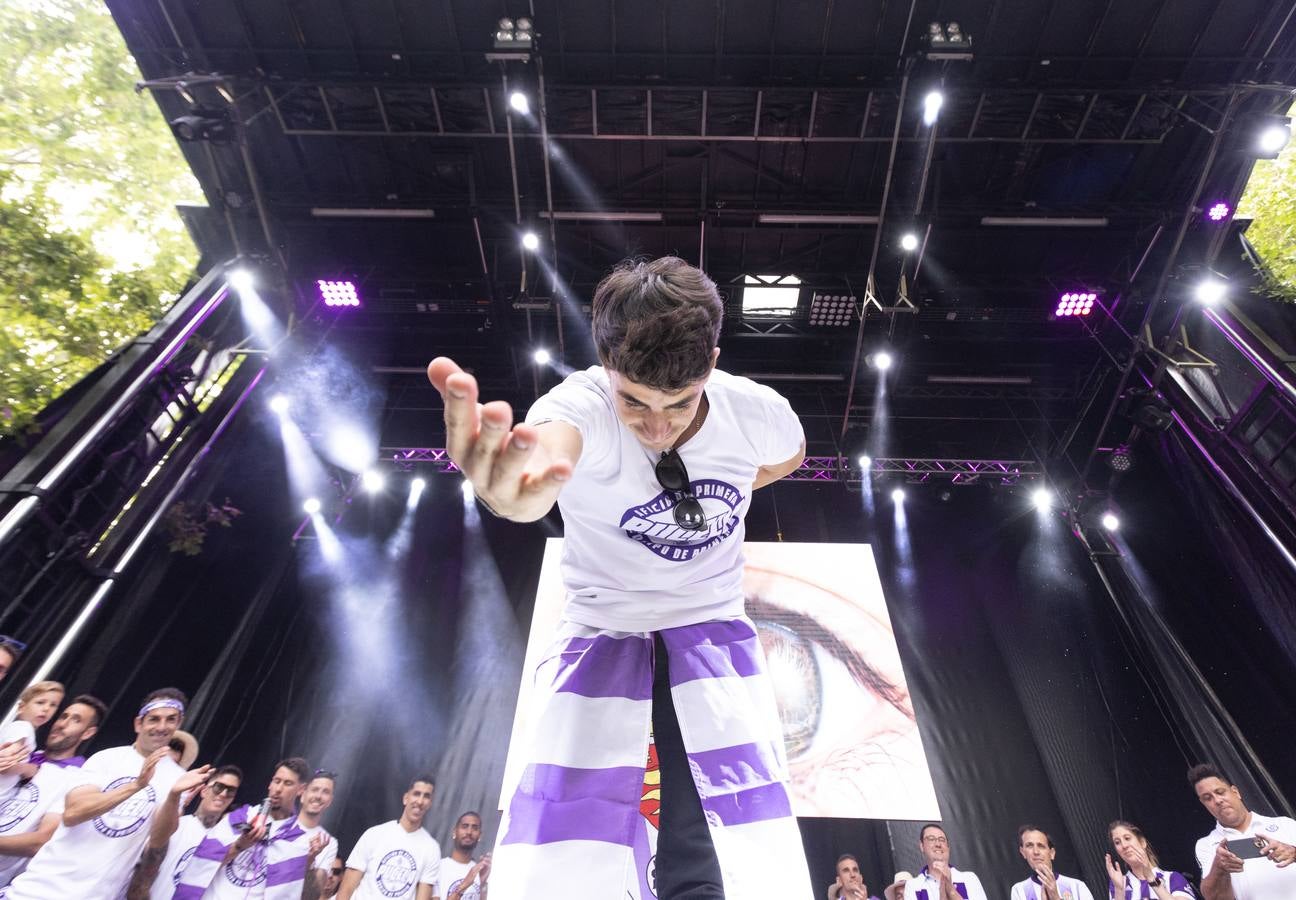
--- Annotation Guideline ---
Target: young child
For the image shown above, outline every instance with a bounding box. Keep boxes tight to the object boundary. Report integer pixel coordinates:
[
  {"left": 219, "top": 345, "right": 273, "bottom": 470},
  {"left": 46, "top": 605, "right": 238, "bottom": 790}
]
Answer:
[{"left": 0, "top": 680, "right": 64, "bottom": 797}]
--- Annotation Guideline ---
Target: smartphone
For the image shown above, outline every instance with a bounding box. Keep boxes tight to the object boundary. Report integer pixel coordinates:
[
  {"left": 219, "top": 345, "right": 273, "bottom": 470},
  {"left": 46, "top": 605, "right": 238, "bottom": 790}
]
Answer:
[{"left": 1225, "top": 837, "right": 1268, "bottom": 860}]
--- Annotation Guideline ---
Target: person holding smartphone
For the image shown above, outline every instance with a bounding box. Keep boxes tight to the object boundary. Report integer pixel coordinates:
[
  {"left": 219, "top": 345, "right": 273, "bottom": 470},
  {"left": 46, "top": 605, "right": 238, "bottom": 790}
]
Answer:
[
  {"left": 1189, "top": 763, "right": 1296, "bottom": 900},
  {"left": 427, "top": 256, "right": 811, "bottom": 899},
  {"left": 1104, "top": 820, "right": 1196, "bottom": 899}
]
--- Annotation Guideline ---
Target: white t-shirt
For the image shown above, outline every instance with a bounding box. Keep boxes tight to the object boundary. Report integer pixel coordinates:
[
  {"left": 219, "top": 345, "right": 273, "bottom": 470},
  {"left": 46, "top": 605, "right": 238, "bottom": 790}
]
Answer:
[
  {"left": 437, "top": 856, "right": 482, "bottom": 899},
  {"left": 526, "top": 366, "right": 804, "bottom": 631},
  {"left": 903, "top": 866, "right": 989, "bottom": 900},
  {"left": 0, "top": 764, "right": 69, "bottom": 887},
  {"left": 1196, "top": 812, "right": 1296, "bottom": 900},
  {"left": 0, "top": 721, "right": 36, "bottom": 801},
  {"left": 202, "top": 817, "right": 335, "bottom": 899},
  {"left": 149, "top": 814, "right": 209, "bottom": 900},
  {"left": 1010, "top": 873, "right": 1095, "bottom": 900},
  {"left": 345, "top": 820, "right": 440, "bottom": 900},
  {"left": 3, "top": 744, "right": 184, "bottom": 900}
]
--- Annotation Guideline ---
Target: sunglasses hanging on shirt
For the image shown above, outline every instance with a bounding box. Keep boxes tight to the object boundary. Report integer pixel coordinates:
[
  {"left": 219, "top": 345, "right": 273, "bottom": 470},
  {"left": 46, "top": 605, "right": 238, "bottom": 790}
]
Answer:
[{"left": 655, "top": 449, "right": 706, "bottom": 531}]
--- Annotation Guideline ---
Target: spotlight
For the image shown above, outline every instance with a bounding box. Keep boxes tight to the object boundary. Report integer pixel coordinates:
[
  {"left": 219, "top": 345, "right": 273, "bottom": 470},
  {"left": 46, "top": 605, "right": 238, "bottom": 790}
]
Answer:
[
  {"left": 361, "top": 469, "right": 386, "bottom": 493},
  {"left": 269, "top": 394, "right": 290, "bottom": 415},
  {"left": 461, "top": 480, "right": 475, "bottom": 501},
  {"left": 303, "top": 497, "right": 322, "bottom": 515},
  {"left": 927, "top": 21, "right": 946, "bottom": 43},
  {"left": 808, "top": 292, "right": 856, "bottom": 327},
  {"left": 492, "top": 15, "right": 533, "bottom": 52},
  {"left": 1257, "top": 120, "right": 1291, "bottom": 158},
  {"left": 873, "top": 351, "right": 894, "bottom": 372},
  {"left": 1054, "top": 292, "right": 1097, "bottom": 318},
  {"left": 890, "top": 487, "right": 906, "bottom": 504},
  {"left": 1031, "top": 487, "right": 1053, "bottom": 512},
  {"left": 521, "top": 231, "right": 540, "bottom": 251},
  {"left": 509, "top": 91, "right": 530, "bottom": 115},
  {"left": 496, "top": 17, "right": 514, "bottom": 39},
  {"left": 411, "top": 477, "right": 427, "bottom": 492},
  {"left": 922, "top": 91, "right": 944, "bottom": 126},
  {"left": 1206, "top": 202, "right": 1232, "bottom": 222},
  {"left": 1100, "top": 512, "right": 1120, "bottom": 532},
  {"left": 857, "top": 454, "right": 872, "bottom": 470},
  {"left": 533, "top": 348, "right": 551, "bottom": 365},
  {"left": 900, "top": 232, "right": 920, "bottom": 252},
  {"left": 169, "top": 108, "right": 232, "bottom": 142},
  {"left": 1194, "top": 278, "right": 1226, "bottom": 306},
  {"left": 317, "top": 279, "right": 361, "bottom": 308},
  {"left": 228, "top": 268, "right": 255, "bottom": 292},
  {"left": 1106, "top": 445, "right": 1134, "bottom": 472}
]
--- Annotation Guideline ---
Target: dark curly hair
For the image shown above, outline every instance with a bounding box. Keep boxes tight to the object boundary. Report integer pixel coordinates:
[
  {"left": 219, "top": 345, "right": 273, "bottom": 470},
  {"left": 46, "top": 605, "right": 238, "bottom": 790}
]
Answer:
[{"left": 591, "top": 256, "right": 723, "bottom": 391}]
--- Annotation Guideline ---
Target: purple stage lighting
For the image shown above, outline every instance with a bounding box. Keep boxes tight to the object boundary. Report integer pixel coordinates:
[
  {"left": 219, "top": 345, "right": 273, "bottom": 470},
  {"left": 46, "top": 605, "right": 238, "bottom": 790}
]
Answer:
[
  {"left": 1206, "top": 202, "right": 1231, "bottom": 222},
  {"left": 1054, "top": 292, "right": 1096, "bottom": 318},
  {"left": 318, "top": 279, "right": 360, "bottom": 307}
]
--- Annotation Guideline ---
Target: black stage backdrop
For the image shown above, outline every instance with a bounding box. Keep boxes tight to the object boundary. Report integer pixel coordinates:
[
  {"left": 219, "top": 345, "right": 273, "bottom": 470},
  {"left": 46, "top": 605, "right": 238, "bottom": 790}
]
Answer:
[{"left": 43, "top": 411, "right": 1296, "bottom": 897}]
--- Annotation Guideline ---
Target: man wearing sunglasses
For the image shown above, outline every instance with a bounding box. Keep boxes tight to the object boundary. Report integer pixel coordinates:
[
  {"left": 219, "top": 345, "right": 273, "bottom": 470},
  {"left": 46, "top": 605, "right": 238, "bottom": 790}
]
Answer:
[
  {"left": 124, "top": 764, "right": 243, "bottom": 900},
  {"left": 429, "top": 256, "right": 810, "bottom": 899}
]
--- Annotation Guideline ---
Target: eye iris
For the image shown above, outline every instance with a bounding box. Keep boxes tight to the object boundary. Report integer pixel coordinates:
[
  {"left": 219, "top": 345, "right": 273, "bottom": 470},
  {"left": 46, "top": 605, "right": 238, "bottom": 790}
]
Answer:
[{"left": 755, "top": 620, "right": 821, "bottom": 759}]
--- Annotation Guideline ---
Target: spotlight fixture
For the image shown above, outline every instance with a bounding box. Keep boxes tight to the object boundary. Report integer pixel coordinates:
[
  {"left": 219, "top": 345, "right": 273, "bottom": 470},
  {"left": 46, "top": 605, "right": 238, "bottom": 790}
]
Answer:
[
  {"left": 1105, "top": 445, "right": 1134, "bottom": 472},
  {"left": 532, "top": 348, "right": 552, "bottom": 365},
  {"left": 269, "top": 394, "right": 290, "bottom": 415},
  {"left": 1122, "top": 389, "right": 1175, "bottom": 432},
  {"left": 521, "top": 231, "right": 540, "bottom": 251},
  {"left": 317, "top": 279, "right": 361, "bottom": 308},
  {"left": 1100, "top": 512, "right": 1120, "bottom": 532},
  {"left": 228, "top": 268, "right": 255, "bottom": 292},
  {"left": 361, "top": 469, "right": 386, "bottom": 493},
  {"left": 1194, "top": 278, "right": 1227, "bottom": 306},
  {"left": 509, "top": 91, "right": 530, "bottom": 115},
  {"left": 927, "top": 21, "right": 946, "bottom": 43},
  {"left": 1205, "top": 202, "right": 1232, "bottom": 222},
  {"left": 1031, "top": 487, "right": 1053, "bottom": 512},
  {"left": 808, "top": 292, "right": 856, "bottom": 327},
  {"left": 922, "top": 91, "right": 944, "bottom": 126},
  {"left": 492, "top": 15, "right": 534, "bottom": 55},
  {"left": 1055, "top": 292, "right": 1097, "bottom": 318},
  {"left": 857, "top": 454, "right": 872, "bottom": 470},
  {"left": 873, "top": 351, "right": 894, "bottom": 372},
  {"left": 303, "top": 497, "right": 322, "bottom": 515},
  {"left": 900, "top": 232, "right": 920, "bottom": 252},
  {"left": 1255, "top": 116, "right": 1291, "bottom": 158},
  {"left": 922, "top": 21, "right": 973, "bottom": 58},
  {"left": 890, "top": 487, "right": 906, "bottom": 504},
  {"left": 411, "top": 477, "right": 427, "bottom": 492},
  {"left": 169, "top": 107, "right": 232, "bottom": 142}
]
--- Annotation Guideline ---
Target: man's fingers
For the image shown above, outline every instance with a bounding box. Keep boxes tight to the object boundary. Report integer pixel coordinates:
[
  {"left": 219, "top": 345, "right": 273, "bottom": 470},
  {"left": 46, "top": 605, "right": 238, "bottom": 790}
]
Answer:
[
  {"left": 485, "top": 426, "right": 540, "bottom": 496},
  {"left": 440, "top": 372, "right": 481, "bottom": 464},
  {"left": 462, "top": 400, "right": 514, "bottom": 483},
  {"left": 426, "top": 357, "right": 464, "bottom": 396}
]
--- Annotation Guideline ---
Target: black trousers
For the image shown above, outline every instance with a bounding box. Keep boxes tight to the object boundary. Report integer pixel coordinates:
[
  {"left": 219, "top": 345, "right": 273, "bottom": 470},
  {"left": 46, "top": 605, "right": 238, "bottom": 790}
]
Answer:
[{"left": 651, "top": 632, "right": 725, "bottom": 898}]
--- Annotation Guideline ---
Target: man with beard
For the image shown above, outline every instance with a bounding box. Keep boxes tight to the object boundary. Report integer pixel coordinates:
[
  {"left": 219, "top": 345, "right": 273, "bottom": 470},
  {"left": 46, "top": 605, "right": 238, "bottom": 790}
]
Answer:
[
  {"left": 175, "top": 757, "right": 332, "bottom": 900},
  {"left": 2, "top": 688, "right": 210, "bottom": 900},
  {"left": 438, "top": 812, "right": 488, "bottom": 900},
  {"left": 299, "top": 771, "right": 339, "bottom": 899},
  {"left": 126, "top": 765, "right": 243, "bottom": 900},
  {"left": 0, "top": 695, "right": 108, "bottom": 887},
  {"left": 903, "top": 824, "right": 988, "bottom": 900},
  {"left": 337, "top": 775, "right": 439, "bottom": 900},
  {"left": 1010, "top": 826, "right": 1094, "bottom": 900}
]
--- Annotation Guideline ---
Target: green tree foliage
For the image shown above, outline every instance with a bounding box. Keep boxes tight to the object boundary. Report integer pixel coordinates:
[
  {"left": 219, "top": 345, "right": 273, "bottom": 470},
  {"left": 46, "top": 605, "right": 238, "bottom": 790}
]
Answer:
[
  {"left": 0, "top": 0, "right": 202, "bottom": 437},
  {"left": 1237, "top": 108, "right": 1296, "bottom": 303}
]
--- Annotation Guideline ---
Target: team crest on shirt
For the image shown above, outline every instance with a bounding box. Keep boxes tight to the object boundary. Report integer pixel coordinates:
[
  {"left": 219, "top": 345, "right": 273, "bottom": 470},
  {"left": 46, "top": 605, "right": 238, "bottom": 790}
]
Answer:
[
  {"left": 225, "top": 845, "right": 268, "bottom": 887},
  {"left": 375, "top": 848, "right": 418, "bottom": 896},
  {"left": 619, "top": 480, "right": 742, "bottom": 561},
  {"left": 93, "top": 777, "right": 155, "bottom": 838},
  {"left": 174, "top": 845, "right": 198, "bottom": 884},
  {"left": 448, "top": 878, "right": 480, "bottom": 899},
  {"left": 0, "top": 780, "right": 38, "bottom": 832},
  {"left": 1266, "top": 824, "right": 1279, "bottom": 832}
]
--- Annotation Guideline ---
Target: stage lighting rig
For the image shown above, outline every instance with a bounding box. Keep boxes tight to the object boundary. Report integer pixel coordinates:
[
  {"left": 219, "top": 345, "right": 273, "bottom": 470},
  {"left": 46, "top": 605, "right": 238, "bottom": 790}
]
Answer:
[
  {"left": 169, "top": 107, "right": 232, "bottom": 142},
  {"left": 922, "top": 21, "right": 973, "bottom": 60},
  {"left": 1254, "top": 115, "right": 1291, "bottom": 159},
  {"left": 490, "top": 16, "right": 534, "bottom": 60}
]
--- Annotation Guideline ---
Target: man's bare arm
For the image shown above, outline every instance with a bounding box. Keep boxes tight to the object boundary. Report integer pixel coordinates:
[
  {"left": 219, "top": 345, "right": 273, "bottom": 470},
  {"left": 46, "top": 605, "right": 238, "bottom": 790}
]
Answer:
[
  {"left": 0, "top": 812, "right": 59, "bottom": 857},
  {"left": 753, "top": 441, "right": 806, "bottom": 490}
]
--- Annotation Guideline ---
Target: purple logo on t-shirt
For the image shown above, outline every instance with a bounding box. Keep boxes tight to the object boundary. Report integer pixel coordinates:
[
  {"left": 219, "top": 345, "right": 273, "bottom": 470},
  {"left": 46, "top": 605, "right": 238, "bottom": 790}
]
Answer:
[
  {"left": 92, "top": 777, "right": 155, "bottom": 838},
  {"left": 618, "top": 479, "right": 742, "bottom": 562},
  {"left": 0, "top": 781, "right": 38, "bottom": 833},
  {"left": 225, "top": 845, "right": 267, "bottom": 888},
  {"left": 375, "top": 848, "right": 418, "bottom": 897}
]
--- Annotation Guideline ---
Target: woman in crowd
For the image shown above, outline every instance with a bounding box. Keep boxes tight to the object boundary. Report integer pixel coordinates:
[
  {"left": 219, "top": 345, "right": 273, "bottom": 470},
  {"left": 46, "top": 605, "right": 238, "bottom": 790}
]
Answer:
[{"left": 1105, "top": 820, "right": 1197, "bottom": 899}]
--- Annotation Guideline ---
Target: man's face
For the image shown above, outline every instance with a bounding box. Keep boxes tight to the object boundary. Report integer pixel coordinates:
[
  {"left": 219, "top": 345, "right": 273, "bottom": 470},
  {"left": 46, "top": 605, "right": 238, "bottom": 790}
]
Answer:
[
  {"left": 607, "top": 364, "right": 714, "bottom": 452},
  {"left": 402, "top": 782, "right": 433, "bottom": 826},
  {"left": 325, "top": 861, "right": 343, "bottom": 894},
  {"left": 301, "top": 777, "right": 335, "bottom": 816},
  {"left": 1019, "top": 830, "right": 1055, "bottom": 872},
  {"left": 454, "top": 814, "right": 482, "bottom": 853},
  {"left": 0, "top": 647, "right": 14, "bottom": 681},
  {"left": 920, "top": 827, "right": 950, "bottom": 865},
  {"left": 46, "top": 702, "right": 99, "bottom": 753},
  {"left": 1196, "top": 777, "right": 1247, "bottom": 828},
  {"left": 267, "top": 767, "right": 304, "bottom": 814},
  {"left": 134, "top": 706, "right": 183, "bottom": 754},
  {"left": 200, "top": 773, "right": 241, "bottom": 818},
  {"left": 836, "top": 857, "right": 864, "bottom": 887}
]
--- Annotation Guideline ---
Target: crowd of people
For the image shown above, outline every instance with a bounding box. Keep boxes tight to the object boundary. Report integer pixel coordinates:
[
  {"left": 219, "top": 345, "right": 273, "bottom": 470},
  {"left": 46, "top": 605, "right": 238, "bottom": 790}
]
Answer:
[
  {"left": 0, "top": 674, "right": 492, "bottom": 900},
  {"left": 825, "top": 777, "right": 1295, "bottom": 900}
]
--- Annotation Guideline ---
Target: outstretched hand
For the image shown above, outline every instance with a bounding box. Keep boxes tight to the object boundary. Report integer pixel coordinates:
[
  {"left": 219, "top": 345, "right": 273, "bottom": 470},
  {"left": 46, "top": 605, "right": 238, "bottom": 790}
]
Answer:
[{"left": 427, "top": 357, "right": 572, "bottom": 519}]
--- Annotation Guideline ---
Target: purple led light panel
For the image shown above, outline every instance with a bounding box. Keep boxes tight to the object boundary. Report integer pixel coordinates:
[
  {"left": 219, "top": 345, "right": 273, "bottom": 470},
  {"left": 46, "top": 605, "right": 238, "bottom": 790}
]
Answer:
[
  {"left": 1054, "top": 292, "right": 1096, "bottom": 317},
  {"left": 318, "top": 279, "right": 360, "bottom": 307}
]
